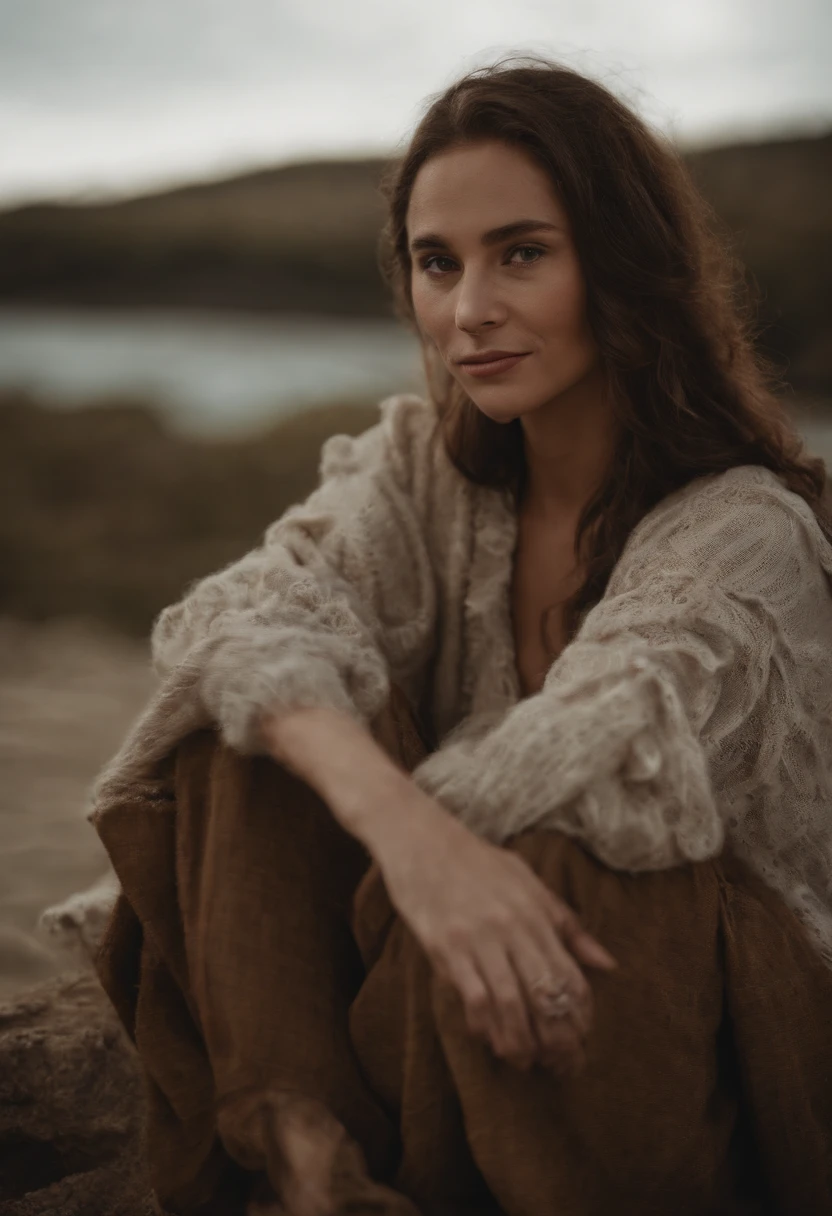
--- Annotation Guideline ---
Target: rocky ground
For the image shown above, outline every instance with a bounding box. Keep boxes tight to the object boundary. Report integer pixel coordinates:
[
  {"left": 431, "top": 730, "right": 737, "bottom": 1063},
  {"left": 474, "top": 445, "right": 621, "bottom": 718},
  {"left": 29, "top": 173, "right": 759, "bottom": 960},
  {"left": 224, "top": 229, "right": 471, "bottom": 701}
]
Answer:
[{"left": 0, "top": 970, "right": 157, "bottom": 1215}]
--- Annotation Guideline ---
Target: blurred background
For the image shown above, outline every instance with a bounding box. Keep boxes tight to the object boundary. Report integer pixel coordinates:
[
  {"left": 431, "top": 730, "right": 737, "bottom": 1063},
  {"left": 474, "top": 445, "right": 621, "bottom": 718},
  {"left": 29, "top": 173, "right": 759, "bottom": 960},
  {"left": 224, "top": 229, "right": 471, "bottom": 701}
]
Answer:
[{"left": 1, "top": 0, "right": 830, "bottom": 997}]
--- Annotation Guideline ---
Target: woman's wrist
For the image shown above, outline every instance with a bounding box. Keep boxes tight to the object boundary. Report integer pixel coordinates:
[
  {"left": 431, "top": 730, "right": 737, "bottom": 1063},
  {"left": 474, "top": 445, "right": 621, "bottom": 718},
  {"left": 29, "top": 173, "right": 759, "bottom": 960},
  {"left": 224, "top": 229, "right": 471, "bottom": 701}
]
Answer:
[
  {"left": 349, "top": 776, "right": 459, "bottom": 871},
  {"left": 259, "top": 702, "right": 448, "bottom": 858},
  {"left": 311, "top": 726, "right": 454, "bottom": 863}
]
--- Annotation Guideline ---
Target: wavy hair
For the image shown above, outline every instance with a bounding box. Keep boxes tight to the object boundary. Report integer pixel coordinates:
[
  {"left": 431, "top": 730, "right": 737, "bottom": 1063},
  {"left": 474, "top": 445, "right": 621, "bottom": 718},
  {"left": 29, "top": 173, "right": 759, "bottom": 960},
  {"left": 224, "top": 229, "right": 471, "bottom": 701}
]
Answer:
[{"left": 378, "top": 57, "right": 829, "bottom": 651}]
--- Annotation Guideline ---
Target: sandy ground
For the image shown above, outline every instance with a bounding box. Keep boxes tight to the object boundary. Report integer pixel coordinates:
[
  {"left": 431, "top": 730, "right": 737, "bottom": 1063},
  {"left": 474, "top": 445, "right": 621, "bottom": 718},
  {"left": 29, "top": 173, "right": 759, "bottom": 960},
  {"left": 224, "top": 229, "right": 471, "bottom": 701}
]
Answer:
[{"left": 0, "top": 618, "right": 156, "bottom": 1000}]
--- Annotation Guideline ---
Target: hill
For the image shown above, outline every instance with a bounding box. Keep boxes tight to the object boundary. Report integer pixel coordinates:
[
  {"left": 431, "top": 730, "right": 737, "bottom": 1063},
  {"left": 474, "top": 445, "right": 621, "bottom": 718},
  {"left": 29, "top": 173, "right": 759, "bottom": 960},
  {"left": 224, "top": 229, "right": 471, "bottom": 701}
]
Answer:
[
  {"left": 685, "top": 134, "right": 831, "bottom": 392},
  {"left": 0, "top": 159, "right": 391, "bottom": 316}
]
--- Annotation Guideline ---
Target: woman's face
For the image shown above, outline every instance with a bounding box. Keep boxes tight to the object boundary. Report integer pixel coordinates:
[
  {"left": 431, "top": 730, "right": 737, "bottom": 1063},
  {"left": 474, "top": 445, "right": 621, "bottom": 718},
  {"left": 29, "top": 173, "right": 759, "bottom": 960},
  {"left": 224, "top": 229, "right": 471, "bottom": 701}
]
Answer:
[{"left": 406, "top": 139, "right": 601, "bottom": 423}]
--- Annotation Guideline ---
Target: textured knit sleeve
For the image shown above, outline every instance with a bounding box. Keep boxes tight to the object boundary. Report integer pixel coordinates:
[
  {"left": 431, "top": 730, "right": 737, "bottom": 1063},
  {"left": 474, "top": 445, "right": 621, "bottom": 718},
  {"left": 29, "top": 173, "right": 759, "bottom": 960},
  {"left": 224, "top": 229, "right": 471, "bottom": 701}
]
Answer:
[
  {"left": 149, "top": 393, "right": 438, "bottom": 755},
  {"left": 409, "top": 473, "right": 829, "bottom": 871}
]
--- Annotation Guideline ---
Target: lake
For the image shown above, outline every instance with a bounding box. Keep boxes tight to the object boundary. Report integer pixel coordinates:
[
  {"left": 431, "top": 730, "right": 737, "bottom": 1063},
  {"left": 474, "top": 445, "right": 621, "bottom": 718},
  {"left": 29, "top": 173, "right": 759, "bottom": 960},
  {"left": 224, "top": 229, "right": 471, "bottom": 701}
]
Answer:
[
  {"left": 0, "top": 307, "right": 830, "bottom": 462},
  {"left": 0, "top": 307, "right": 425, "bottom": 437}
]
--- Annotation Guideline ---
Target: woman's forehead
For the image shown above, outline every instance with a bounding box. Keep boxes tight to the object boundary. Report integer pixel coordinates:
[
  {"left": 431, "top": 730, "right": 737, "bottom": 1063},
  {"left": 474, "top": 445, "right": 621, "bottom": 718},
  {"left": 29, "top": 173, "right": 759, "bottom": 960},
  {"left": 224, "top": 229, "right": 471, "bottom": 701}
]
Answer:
[{"left": 407, "top": 142, "right": 567, "bottom": 240}]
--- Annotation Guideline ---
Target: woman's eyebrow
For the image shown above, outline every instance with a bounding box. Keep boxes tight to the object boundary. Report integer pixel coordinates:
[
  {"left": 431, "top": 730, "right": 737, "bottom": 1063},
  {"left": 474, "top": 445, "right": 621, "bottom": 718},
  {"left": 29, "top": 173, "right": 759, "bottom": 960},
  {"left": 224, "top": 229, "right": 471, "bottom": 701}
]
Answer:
[{"left": 409, "top": 219, "right": 561, "bottom": 252}]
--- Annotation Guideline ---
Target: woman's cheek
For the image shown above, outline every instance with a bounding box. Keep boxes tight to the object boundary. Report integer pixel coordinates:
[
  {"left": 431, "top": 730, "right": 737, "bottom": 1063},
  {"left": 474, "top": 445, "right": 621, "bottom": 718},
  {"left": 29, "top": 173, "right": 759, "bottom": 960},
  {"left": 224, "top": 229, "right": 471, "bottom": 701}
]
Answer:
[{"left": 412, "top": 288, "right": 446, "bottom": 349}]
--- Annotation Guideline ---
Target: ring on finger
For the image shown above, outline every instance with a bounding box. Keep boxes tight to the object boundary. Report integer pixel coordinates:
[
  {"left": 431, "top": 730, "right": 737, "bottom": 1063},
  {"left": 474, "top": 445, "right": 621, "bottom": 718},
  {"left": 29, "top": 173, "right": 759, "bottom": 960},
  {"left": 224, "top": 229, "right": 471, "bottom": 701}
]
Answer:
[{"left": 529, "top": 976, "right": 574, "bottom": 1019}]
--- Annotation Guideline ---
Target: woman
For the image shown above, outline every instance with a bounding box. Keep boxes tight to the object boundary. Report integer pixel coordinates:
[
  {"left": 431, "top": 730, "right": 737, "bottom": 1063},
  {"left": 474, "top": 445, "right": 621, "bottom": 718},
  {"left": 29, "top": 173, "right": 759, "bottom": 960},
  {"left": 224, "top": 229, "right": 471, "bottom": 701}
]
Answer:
[{"left": 90, "top": 58, "right": 832, "bottom": 1215}]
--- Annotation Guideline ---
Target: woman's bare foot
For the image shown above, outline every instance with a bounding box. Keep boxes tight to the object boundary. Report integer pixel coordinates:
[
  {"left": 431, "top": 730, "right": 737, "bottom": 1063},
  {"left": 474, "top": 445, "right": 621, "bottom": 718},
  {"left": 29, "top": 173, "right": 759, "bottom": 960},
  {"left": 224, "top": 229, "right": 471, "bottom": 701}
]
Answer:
[
  {"left": 268, "top": 1095, "right": 350, "bottom": 1216},
  {"left": 220, "top": 1090, "right": 342, "bottom": 1215},
  {"left": 223, "top": 1089, "right": 419, "bottom": 1216}
]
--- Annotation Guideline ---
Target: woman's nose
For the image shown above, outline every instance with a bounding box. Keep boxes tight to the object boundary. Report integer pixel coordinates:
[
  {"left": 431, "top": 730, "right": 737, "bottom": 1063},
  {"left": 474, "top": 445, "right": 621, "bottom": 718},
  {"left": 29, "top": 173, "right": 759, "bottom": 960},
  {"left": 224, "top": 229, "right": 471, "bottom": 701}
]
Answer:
[{"left": 454, "top": 270, "right": 507, "bottom": 333}]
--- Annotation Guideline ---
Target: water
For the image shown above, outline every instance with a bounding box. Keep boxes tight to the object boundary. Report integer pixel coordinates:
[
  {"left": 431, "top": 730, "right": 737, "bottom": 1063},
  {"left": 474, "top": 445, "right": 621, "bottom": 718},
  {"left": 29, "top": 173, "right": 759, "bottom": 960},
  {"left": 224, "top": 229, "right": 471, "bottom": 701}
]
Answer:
[
  {"left": 0, "top": 307, "right": 830, "bottom": 461},
  {"left": 0, "top": 307, "right": 425, "bottom": 437}
]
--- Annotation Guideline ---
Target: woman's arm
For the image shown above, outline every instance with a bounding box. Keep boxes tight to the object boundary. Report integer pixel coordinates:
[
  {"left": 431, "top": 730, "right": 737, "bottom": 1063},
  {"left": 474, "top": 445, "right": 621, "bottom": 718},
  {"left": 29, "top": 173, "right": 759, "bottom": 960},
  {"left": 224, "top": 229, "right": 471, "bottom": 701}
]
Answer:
[
  {"left": 81, "top": 396, "right": 437, "bottom": 966},
  {"left": 260, "top": 702, "right": 421, "bottom": 845},
  {"left": 409, "top": 476, "right": 830, "bottom": 870},
  {"left": 262, "top": 701, "right": 616, "bottom": 1075},
  {"left": 149, "top": 393, "right": 438, "bottom": 756}
]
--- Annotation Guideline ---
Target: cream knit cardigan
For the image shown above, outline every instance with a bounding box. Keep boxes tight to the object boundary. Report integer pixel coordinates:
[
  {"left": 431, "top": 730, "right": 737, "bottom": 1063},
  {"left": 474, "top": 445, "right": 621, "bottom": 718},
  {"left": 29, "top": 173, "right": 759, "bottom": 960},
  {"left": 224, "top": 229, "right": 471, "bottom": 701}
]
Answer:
[{"left": 88, "top": 392, "right": 832, "bottom": 965}]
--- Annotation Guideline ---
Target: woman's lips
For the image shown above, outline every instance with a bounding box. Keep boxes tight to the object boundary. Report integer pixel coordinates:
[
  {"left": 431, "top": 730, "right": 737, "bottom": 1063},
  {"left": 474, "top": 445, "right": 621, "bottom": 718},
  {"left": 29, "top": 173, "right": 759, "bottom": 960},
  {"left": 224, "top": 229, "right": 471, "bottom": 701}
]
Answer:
[{"left": 459, "top": 353, "right": 529, "bottom": 378}]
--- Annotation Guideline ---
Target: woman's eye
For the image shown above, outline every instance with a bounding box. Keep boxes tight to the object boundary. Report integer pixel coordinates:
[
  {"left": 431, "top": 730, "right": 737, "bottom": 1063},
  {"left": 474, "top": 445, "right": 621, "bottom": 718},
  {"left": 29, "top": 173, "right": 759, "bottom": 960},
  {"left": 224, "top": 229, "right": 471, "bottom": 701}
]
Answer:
[
  {"left": 421, "top": 255, "right": 457, "bottom": 274},
  {"left": 509, "top": 245, "right": 544, "bottom": 265},
  {"left": 419, "top": 246, "right": 544, "bottom": 275}
]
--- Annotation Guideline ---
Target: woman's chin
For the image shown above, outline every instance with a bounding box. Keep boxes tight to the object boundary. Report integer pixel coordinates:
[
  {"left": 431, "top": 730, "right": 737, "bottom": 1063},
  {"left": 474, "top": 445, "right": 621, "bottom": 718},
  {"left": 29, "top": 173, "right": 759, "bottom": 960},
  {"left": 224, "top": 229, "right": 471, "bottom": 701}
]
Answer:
[{"left": 468, "top": 392, "right": 540, "bottom": 425}]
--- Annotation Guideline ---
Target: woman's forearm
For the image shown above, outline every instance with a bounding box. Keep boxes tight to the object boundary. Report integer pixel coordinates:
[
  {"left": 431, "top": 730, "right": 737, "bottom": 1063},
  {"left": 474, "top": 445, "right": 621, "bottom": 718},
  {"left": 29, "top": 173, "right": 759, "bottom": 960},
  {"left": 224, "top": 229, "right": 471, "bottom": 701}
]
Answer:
[{"left": 259, "top": 705, "right": 444, "bottom": 857}]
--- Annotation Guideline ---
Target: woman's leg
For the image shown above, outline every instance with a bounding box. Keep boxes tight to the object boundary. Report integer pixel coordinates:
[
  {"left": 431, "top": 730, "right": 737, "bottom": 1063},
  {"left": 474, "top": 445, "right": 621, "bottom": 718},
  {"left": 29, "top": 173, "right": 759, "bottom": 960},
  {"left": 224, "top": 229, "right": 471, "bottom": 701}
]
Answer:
[
  {"left": 350, "top": 831, "right": 832, "bottom": 1216},
  {"left": 93, "top": 687, "right": 427, "bottom": 1215}
]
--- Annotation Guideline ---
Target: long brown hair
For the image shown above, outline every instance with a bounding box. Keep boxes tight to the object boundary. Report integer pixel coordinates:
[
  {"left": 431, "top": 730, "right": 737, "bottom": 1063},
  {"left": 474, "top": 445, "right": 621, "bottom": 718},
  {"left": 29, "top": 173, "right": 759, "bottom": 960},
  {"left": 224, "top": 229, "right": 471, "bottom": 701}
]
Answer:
[{"left": 378, "top": 56, "right": 829, "bottom": 650}]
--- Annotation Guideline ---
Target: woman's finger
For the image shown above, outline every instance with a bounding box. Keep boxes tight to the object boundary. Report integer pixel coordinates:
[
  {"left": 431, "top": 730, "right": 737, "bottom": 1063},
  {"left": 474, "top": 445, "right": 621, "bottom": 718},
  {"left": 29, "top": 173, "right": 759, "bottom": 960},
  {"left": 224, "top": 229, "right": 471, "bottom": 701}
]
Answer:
[
  {"left": 504, "top": 850, "right": 616, "bottom": 971},
  {"left": 443, "top": 951, "right": 495, "bottom": 1045},
  {"left": 507, "top": 931, "right": 588, "bottom": 1071},
  {"left": 474, "top": 939, "right": 538, "bottom": 1068},
  {"left": 541, "top": 888, "right": 618, "bottom": 971},
  {"left": 518, "top": 905, "right": 593, "bottom": 1038}
]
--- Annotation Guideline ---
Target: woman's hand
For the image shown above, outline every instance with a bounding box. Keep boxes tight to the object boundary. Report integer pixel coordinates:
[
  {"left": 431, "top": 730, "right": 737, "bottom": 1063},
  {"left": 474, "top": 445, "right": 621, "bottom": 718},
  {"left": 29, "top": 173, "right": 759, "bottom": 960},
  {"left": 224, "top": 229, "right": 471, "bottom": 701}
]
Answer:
[
  {"left": 370, "top": 792, "right": 617, "bottom": 1074},
  {"left": 259, "top": 702, "right": 616, "bottom": 1071}
]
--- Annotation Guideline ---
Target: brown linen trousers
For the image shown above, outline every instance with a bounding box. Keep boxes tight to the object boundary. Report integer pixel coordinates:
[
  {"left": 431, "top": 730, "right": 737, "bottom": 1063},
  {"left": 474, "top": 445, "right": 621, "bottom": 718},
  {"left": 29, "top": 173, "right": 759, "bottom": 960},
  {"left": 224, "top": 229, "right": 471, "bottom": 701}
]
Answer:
[{"left": 93, "top": 684, "right": 832, "bottom": 1216}]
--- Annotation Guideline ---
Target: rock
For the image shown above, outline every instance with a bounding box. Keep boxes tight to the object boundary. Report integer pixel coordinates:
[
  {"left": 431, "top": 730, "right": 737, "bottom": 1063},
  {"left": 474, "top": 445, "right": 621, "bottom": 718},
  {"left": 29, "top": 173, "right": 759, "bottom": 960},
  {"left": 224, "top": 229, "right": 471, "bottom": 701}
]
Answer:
[{"left": 0, "top": 970, "right": 158, "bottom": 1216}]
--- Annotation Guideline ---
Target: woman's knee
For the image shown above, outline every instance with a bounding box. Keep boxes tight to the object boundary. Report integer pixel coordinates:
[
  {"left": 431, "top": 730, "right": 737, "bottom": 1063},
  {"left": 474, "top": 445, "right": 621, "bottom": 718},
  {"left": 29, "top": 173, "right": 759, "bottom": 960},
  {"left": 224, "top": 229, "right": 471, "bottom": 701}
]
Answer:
[{"left": 173, "top": 725, "right": 324, "bottom": 833}]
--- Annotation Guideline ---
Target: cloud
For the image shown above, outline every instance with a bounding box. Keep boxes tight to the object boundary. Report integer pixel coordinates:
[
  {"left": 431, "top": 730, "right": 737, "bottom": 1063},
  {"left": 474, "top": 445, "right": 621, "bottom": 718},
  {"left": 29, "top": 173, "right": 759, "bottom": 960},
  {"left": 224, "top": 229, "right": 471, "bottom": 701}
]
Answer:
[{"left": 0, "top": 0, "right": 829, "bottom": 202}]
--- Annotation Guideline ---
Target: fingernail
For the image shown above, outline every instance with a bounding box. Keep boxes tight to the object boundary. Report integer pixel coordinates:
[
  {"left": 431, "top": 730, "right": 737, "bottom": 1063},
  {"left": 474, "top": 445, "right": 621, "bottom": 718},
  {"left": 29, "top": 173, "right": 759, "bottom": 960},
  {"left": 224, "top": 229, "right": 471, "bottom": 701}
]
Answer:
[{"left": 588, "top": 942, "right": 617, "bottom": 968}]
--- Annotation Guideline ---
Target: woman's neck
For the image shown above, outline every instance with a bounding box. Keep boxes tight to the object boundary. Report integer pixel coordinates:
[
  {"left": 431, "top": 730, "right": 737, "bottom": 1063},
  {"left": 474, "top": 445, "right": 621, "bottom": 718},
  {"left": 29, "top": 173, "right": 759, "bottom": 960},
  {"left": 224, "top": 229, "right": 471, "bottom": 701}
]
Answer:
[{"left": 519, "top": 366, "right": 616, "bottom": 526}]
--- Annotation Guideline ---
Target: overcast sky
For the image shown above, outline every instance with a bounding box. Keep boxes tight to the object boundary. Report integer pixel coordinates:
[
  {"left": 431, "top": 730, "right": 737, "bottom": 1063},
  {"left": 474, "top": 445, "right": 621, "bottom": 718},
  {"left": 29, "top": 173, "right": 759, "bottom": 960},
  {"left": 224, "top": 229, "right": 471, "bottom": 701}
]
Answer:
[{"left": 1, "top": 0, "right": 830, "bottom": 204}]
